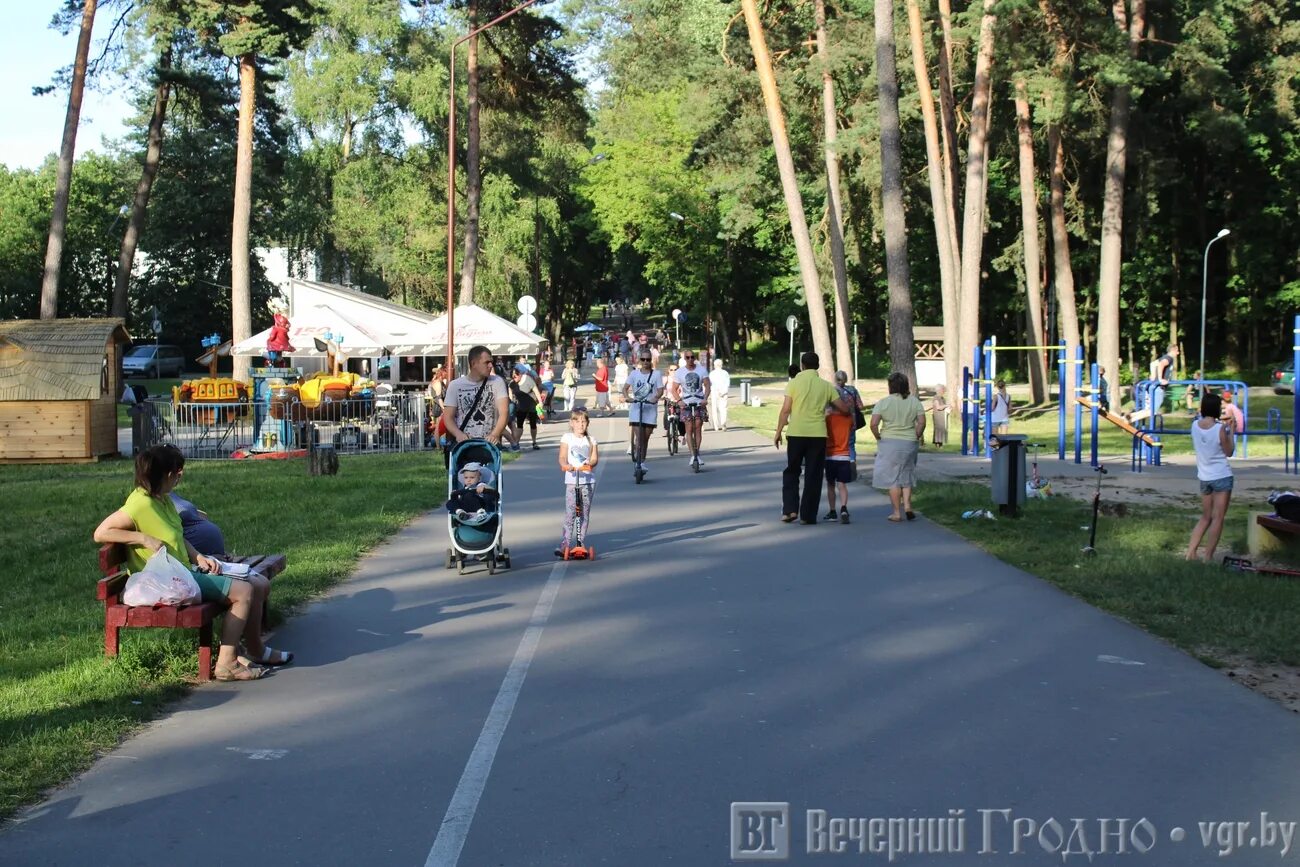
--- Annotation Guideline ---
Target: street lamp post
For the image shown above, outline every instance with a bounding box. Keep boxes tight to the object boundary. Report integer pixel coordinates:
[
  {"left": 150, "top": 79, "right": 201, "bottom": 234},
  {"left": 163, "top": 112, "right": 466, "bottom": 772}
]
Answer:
[
  {"left": 445, "top": 0, "right": 543, "bottom": 377},
  {"left": 1199, "top": 228, "right": 1230, "bottom": 396}
]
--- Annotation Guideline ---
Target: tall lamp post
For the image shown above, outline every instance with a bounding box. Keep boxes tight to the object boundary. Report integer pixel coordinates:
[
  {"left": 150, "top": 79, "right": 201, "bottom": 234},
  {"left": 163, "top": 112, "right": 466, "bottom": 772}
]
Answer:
[
  {"left": 1199, "top": 228, "right": 1230, "bottom": 396},
  {"left": 445, "top": 0, "right": 544, "bottom": 376}
]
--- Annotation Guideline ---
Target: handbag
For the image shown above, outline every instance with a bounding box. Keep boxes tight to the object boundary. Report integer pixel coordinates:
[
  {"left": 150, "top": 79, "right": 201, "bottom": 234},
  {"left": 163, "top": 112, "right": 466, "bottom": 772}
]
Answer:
[
  {"left": 854, "top": 407, "right": 867, "bottom": 431},
  {"left": 123, "top": 548, "right": 202, "bottom": 606}
]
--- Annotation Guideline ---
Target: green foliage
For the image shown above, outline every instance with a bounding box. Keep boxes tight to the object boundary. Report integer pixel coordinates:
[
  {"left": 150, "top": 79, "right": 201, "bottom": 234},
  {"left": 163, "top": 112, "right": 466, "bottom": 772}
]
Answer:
[{"left": 0, "top": 165, "right": 54, "bottom": 319}]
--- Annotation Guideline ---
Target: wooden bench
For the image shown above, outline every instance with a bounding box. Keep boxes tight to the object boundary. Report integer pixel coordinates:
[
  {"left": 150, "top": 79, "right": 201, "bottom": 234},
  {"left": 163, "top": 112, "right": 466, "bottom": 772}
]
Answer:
[
  {"left": 97, "top": 546, "right": 287, "bottom": 681},
  {"left": 1248, "top": 512, "right": 1300, "bottom": 558}
]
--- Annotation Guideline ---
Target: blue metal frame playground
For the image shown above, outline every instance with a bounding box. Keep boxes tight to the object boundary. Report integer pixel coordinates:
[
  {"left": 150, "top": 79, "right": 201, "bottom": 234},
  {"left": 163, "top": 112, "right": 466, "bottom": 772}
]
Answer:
[{"left": 960, "top": 314, "right": 1300, "bottom": 475}]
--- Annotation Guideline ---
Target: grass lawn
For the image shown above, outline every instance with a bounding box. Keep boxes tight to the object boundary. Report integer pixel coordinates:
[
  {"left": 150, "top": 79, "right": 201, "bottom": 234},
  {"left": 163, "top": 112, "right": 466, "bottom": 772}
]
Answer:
[
  {"left": 728, "top": 400, "right": 1300, "bottom": 666},
  {"left": 0, "top": 451, "right": 446, "bottom": 821}
]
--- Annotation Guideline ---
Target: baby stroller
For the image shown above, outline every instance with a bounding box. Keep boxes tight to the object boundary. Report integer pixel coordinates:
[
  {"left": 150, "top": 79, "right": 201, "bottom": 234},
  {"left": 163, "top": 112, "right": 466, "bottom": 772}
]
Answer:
[{"left": 444, "top": 439, "right": 511, "bottom": 574}]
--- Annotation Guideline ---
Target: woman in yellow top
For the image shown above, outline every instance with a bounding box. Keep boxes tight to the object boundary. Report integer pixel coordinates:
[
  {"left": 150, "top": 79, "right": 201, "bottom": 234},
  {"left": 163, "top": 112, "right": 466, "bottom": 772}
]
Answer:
[
  {"left": 870, "top": 372, "right": 927, "bottom": 522},
  {"left": 93, "top": 444, "right": 290, "bottom": 681}
]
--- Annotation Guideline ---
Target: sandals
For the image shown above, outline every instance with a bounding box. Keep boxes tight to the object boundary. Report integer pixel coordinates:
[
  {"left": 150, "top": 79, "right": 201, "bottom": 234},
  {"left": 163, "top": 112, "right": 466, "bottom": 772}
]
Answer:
[
  {"left": 214, "top": 661, "right": 267, "bottom": 681},
  {"left": 241, "top": 647, "right": 295, "bottom": 667},
  {"left": 781, "top": 513, "right": 798, "bottom": 523}
]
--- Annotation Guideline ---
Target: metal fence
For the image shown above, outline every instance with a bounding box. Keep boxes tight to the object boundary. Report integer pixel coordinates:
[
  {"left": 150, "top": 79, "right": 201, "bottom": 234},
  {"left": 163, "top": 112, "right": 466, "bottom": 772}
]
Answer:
[{"left": 132, "top": 392, "right": 432, "bottom": 460}]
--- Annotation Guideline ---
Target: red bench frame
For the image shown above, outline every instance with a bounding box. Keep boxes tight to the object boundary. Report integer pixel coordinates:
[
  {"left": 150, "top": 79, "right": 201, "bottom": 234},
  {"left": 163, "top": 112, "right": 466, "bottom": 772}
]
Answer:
[{"left": 96, "top": 545, "right": 286, "bottom": 681}]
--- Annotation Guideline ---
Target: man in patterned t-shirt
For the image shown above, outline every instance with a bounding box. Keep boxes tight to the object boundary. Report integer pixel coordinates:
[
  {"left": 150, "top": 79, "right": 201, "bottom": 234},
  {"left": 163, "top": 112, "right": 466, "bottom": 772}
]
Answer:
[
  {"left": 671, "top": 349, "right": 712, "bottom": 469},
  {"left": 443, "top": 346, "right": 509, "bottom": 446}
]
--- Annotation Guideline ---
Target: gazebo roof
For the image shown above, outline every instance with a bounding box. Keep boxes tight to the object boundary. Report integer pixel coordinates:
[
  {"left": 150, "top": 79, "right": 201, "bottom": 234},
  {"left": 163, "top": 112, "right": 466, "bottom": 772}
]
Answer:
[{"left": 0, "top": 318, "right": 130, "bottom": 401}]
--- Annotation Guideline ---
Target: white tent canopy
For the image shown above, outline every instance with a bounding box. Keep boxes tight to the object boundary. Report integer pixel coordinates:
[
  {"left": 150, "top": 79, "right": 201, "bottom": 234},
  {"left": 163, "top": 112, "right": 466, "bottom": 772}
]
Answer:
[
  {"left": 230, "top": 303, "right": 413, "bottom": 357},
  {"left": 414, "top": 304, "right": 543, "bottom": 356}
]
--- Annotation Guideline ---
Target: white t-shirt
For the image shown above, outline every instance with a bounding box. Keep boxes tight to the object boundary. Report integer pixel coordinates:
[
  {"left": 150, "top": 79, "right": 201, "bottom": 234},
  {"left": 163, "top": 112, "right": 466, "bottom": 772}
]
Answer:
[
  {"left": 673, "top": 364, "right": 708, "bottom": 405},
  {"left": 708, "top": 368, "right": 731, "bottom": 394},
  {"left": 990, "top": 391, "right": 1010, "bottom": 424},
  {"left": 625, "top": 368, "right": 664, "bottom": 425},
  {"left": 444, "top": 375, "right": 508, "bottom": 439},
  {"left": 561, "top": 432, "right": 596, "bottom": 485},
  {"left": 1192, "top": 420, "right": 1233, "bottom": 482}
]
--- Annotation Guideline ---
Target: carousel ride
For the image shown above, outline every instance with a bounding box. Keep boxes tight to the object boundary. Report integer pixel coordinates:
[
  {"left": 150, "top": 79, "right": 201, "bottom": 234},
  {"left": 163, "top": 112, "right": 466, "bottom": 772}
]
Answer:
[{"left": 172, "top": 333, "right": 251, "bottom": 424}]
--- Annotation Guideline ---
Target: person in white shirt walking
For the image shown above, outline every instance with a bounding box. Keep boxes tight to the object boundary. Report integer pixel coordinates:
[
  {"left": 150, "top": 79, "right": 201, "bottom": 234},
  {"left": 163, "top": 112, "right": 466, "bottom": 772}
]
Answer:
[{"left": 707, "top": 358, "right": 731, "bottom": 432}]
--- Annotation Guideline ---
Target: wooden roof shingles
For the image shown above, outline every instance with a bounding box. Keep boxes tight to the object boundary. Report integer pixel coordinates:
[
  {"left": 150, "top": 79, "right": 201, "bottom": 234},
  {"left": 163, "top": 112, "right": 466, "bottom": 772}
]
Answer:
[{"left": 0, "top": 319, "right": 129, "bottom": 402}]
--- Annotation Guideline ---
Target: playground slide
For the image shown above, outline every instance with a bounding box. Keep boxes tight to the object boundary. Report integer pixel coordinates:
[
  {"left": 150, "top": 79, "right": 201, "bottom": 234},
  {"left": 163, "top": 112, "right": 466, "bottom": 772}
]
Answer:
[{"left": 1075, "top": 396, "right": 1162, "bottom": 448}]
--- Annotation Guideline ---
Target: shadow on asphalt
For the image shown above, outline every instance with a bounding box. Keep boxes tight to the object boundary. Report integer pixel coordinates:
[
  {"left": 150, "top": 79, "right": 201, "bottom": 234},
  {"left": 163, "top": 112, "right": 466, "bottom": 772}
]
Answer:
[{"left": 291, "top": 588, "right": 511, "bottom": 668}]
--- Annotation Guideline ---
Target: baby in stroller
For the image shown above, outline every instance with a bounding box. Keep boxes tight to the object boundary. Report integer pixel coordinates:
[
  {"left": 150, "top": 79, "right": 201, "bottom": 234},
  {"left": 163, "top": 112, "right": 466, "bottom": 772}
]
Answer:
[{"left": 446, "top": 462, "right": 498, "bottom": 525}]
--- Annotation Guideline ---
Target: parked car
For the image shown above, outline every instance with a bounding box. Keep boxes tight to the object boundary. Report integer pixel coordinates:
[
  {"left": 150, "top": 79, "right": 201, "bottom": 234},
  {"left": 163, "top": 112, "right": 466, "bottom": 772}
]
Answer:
[
  {"left": 1272, "top": 360, "right": 1295, "bottom": 395},
  {"left": 122, "top": 344, "right": 186, "bottom": 378}
]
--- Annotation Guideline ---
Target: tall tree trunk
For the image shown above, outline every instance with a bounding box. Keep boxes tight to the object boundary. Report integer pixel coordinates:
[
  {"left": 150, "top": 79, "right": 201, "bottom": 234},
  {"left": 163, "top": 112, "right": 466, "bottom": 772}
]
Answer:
[
  {"left": 112, "top": 50, "right": 172, "bottom": 321},
  {"left": 459, "top": 0, "right": 482, "bottom": 306},
  {"left": 231, "top": 52, "right": 257, "bottom": 384},
  {"left": 1097, "top": 0, "right": 1143, "bottom": 408},
  {"left": 815, "top": 0, "right": 853, "bottom": 377},
  {"left": 934, "top": 0, "right": 962, "bottom": 278},
  {"left": 1039, "top": 0, "right": 1080, "bottom": 362},
  {"left": 957, "top": 0, "right": 997, "bottom": 377},
  {"left": 1046, "top": 125, "right": 1080, "bottom": 361},
  {"left": 877, "top": 0, "right": 915, "bottom": 385},
  {"left": 906, "top": 0, "right": 959, "bottom": 400},
  {"left": 39, "top": 0, "right": 98, "bottom": 319},
  {"left": 1014, "top": 80, "right": 1048, "bottom": 403},
  {"left": 740, "top": 0, "right": 834, "bottom": 376}
]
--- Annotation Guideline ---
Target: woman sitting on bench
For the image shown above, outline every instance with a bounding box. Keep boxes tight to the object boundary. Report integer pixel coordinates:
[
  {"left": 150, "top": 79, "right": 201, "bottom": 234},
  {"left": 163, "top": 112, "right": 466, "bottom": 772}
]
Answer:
[{"left": 93, "top": 444, "right": 293, "bottom": 681}]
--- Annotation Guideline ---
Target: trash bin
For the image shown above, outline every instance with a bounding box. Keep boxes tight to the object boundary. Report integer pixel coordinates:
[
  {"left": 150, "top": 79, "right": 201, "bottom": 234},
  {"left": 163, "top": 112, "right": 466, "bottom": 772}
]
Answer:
[
  {"left": 740, "top": 379, "right": 752, "bottom": 406},
  {"left": 990, "top": 433, "right": 1028, "bottom": 516}
]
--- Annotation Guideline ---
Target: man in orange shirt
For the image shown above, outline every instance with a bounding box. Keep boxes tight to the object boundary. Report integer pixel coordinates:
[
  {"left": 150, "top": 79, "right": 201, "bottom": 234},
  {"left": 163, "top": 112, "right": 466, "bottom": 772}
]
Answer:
[{"left": 823, "top": 386, "right": 856, "bottom": 524}]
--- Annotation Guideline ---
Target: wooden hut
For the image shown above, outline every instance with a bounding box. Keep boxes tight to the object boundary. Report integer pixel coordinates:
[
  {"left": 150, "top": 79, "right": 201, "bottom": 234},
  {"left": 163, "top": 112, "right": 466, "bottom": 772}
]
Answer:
[{"left": 0, "top": 318, "right": 131, "bottom": 463}]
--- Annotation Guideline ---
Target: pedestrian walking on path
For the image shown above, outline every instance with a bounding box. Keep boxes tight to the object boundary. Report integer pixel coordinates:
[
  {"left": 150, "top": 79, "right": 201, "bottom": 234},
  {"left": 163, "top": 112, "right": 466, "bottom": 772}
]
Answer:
[
  {"left": 823, "top": 386, "right": 855, "bottom": 524},
  {"left": 561, "top": 360, "right": 579, "bottom": 412},
  {"left": 441, "top": 347, "right": 510, "bottom": 470},
  {"left": 929, "top": 385, "right": 949, "bottom": 448},
  {"left": 774, "top": 351, "right": 851, "bottom": 524},
  {"left": 613, "top": 357, "right": 629, "bottom": 411},
  {"left": 870, "top": 372, "right": 926, "bottom": 522},
  {"left": 593, "top": 358, "right": 612, "bottom": 417},
  {"left": 708, "top": 358, "right": 731, "bottom": 431}
]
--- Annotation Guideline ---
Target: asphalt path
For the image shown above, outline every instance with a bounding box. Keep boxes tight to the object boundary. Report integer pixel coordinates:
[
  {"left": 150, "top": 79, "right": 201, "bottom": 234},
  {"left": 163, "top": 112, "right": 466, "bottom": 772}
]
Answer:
[{"left": 7, "top": 412, "right": 1300, "bottom": 866}]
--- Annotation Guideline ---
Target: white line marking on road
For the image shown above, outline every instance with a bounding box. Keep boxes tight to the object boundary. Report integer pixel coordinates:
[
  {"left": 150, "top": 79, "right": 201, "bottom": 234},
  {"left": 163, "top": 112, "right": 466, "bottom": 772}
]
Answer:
[
  {"left": 425, "top": 426, "right": 610, "bottom": 867},
  {"left": 424, "top": 561, "right": 567, "bottom": 867}
]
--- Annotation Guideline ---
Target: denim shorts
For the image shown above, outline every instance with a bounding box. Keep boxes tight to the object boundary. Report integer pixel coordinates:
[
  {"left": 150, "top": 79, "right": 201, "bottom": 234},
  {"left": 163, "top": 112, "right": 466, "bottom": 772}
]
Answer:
[{"left": 1199, "top": 476, "right": 1234, "bottom": 495}]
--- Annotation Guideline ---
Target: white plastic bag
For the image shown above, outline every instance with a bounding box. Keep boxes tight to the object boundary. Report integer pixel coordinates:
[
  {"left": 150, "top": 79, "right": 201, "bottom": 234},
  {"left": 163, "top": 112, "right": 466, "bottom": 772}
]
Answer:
[{"left": 122, "top": 548, "right": 202, "bottom": 606}]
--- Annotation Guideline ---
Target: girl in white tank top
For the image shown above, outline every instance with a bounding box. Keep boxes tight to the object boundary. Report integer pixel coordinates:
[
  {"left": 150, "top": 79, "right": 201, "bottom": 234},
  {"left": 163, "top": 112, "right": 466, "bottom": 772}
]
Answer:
[{"left": 1186, "top": 392, "right": 1235, "bottom": 562}]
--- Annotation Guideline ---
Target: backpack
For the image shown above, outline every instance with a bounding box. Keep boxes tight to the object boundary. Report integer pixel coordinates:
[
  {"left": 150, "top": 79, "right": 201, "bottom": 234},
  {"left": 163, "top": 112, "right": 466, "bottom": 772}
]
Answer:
[{"left": 1268, "top": 492, "right": 1300, "bottom": 523}]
